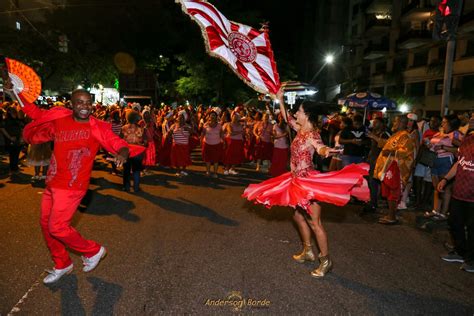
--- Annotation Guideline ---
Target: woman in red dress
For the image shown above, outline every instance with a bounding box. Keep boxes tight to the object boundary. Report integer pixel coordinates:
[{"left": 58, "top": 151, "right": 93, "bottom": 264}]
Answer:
[
  {"left": 201, "top": 111, "right": 223, "bottom": 178},
  {"left": 269, "top": 113, "right": 289, "bottom": 177},
  {"left": 139, "top": 110, "right": 157, "bottom": 175},
  {"left": 253, "top": 112, "right": 274, "bottom": 171},
  {"left": 243, "top": 90, "right": 369, "bottom": 278},
  {"left": 170, "top": 111, "right": 192, "bottom": 177},
  {"left": 158, "top": 112, "right": 173, "bottom": 167},
  {"left": 223, "top": 112, "right": 245, "bottom": 175}
]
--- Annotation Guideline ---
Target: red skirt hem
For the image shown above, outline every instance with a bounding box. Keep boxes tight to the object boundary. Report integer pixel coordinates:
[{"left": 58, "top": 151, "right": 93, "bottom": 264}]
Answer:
[
  {"left": 143, "top": 141, "right": 156, "bottom": 166},
  {"left": 224, "top": 138, "right": 244, "bottom": 165},
  {"left": 170, "top": 143, "right": 192, "bottom": 167},
  {"left": 202, "top": 142, "right": 224, "bottom": 163},
  {"left": 254, "top": 140, "right": 273, "bottom": 161},
  {"left": 242, "top": 163, "right": 370, "bottom": 214}
]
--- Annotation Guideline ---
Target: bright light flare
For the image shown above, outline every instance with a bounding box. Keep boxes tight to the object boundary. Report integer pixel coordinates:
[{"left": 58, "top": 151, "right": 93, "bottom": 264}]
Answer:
[
  {"left": 325, "top": 54, "right": 335, "bottom": 64},
  {"left": 399, "top": 103, "right": 409, "bottom": 113}
]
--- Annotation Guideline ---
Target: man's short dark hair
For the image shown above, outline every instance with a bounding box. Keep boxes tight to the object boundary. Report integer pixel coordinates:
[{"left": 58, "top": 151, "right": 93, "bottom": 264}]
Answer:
[
  {"left": 353, "top": 114, "right": 364, "bottom": 124},
  {"left": 71, "top": 89, "right": 91, "bottom": 99},
  {"left": 342, "top": 117, "right": 353, "bottom": 127}
]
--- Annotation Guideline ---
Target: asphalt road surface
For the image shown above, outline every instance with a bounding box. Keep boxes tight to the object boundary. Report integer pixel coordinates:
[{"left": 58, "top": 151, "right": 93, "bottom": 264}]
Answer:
[{"left": 1, "top": 154, "right": 473, "bottom": 315}]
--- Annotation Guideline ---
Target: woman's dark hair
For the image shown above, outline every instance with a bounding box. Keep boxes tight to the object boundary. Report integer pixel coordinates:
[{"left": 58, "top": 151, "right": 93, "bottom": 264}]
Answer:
[
  {"left": 126, "top": 111, "right": 141, "bottom": 125},
  {"left": 300, "top": 101, "right": 323, "bottom": 127},
  {"left": 444, "top": 114, "right": 460, "bottom": 131}
]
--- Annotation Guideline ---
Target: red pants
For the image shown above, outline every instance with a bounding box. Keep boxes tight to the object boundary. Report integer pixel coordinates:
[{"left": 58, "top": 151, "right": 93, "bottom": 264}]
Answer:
[{"left": 40, "top": 187, "right": 101, "bottom": 269}]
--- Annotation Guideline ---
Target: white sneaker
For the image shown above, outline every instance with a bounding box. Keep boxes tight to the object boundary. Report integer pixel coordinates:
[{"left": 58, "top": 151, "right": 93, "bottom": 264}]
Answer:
[
  {"left": 31, "top": 175, "right": 39, "bottom": 181},
  {"left": 181, "top": 171, "right": 188, "bottom": 176},
  {"left": 397, "top": 201, "right": 407, "bottom": 210},
  {"left": 224, "top": 170, "right": 229, "bottom": 175},
  {"left": 229, "top": 169, "right": 238, "bottom": 175},
  {"left": 40, "top": 175, "right": 47, "bottom": 180},
  {"left": 43, "top": 264, "right": 73, "bottom": 284},
  {"left": 82, "top": 246, "right": 107, "bottom": 272}
]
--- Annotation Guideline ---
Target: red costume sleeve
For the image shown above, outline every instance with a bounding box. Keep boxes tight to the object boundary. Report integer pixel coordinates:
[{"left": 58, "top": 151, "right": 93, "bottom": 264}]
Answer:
[{"left": 21, "top": 96, "right": 71, "bottom": 144}]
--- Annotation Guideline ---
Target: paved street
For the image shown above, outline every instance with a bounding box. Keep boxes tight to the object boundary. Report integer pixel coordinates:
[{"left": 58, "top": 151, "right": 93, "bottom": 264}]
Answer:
[{"left": 1, "top": 153, "right": 473, "bottom": 315}]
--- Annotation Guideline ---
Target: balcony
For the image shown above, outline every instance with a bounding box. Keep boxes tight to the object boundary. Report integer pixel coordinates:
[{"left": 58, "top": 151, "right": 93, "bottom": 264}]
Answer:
[
  {"left": 364, "top": 43, "right": 390, "bottom": 60},
  {"left": 401, "top": 0, "right": 434, "bottom": 22},
  {"left": 365, "top": 14, "right": 391, "bottom": 37},
  {"left": 459, "top": 10, "right": 474, "bottom": 34},
  {"left": 398, "top": 29, "right": 432, "bottom": 49}
]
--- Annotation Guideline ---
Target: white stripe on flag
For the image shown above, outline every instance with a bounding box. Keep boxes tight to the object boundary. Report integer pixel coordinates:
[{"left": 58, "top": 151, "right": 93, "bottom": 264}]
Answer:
[
  {"left": 184, "top": 2, "right": 230, "bottom": 35},
  {"left": 256, "top": 54, "right": 277, "bottom": 85},
  {"left": 238, "top": 23, "right": 252, "bottom": 36},
  {"left": 252, "top": 32, "right": 266, "bottom": 47},
  {"left": 213, "top": 46, "right": 237, "bottom": 69},
  {"left": 194, "top": 13, "right": 229, "bottom": 47},
  {"left": 243, "top": 62, "right": 266, "bottom": 92}
]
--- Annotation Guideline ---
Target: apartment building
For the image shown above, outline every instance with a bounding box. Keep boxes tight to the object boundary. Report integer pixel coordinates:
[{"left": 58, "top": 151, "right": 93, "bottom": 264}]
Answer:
[{"left": 342, "top": 0, "right": 474, "bottom": 113}]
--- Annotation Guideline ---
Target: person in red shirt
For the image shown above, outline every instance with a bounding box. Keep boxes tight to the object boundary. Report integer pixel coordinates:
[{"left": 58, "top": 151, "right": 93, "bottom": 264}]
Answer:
[
  {"left": 438, "top": 118, "right": 474, "bottom": 273},
  {"left": 6, "top": 84, "right": 136, "bottom": 284}
]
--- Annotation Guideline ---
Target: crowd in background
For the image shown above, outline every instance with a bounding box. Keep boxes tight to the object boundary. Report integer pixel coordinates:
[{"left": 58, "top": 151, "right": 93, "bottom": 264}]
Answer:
[
  {"left": 0, "top": 98, "right": 472, "bottom": 207},
  {"left": 0, "top": 97, "right": 473, "bottom": 271}
]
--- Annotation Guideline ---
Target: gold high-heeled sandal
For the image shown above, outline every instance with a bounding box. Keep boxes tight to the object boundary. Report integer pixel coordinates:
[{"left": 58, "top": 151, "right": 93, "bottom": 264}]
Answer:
[
  {"left": 310, "top": 255, "right": 333, "bottom": 278},
  {"left": 292, "top": 242, "right": 316, "bottom": 263}
]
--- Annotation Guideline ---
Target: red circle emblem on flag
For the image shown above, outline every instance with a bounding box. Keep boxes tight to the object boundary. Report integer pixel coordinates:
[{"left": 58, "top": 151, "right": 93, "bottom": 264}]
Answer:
[{"left": 228, "top": 32, "right": 257, "bottom": 63}]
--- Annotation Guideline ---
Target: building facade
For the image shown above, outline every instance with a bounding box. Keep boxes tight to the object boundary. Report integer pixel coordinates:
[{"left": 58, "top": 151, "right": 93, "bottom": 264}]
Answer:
[{"left": 339, "top": 0, "right": 474, "bottom": 114}]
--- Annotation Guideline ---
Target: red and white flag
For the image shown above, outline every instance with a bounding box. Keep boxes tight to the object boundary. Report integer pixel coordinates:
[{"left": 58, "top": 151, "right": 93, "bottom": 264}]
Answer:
[{"left": 177, "top": 0, "right": 281, "bottom": 95}]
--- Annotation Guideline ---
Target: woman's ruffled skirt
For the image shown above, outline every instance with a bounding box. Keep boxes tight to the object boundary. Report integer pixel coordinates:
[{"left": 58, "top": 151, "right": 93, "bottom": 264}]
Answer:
[{"left": 242, "top": 163, "right": 370, "bottom": 214}]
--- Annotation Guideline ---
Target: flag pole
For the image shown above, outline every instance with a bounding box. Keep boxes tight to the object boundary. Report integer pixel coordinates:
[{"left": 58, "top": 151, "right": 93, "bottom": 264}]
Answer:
[{"left": 0, "top": 55, "right": 8, "bottom": 103}]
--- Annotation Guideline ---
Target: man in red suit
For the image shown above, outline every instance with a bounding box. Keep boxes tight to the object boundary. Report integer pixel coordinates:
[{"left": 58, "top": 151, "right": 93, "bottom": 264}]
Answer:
[{"left": 5, "top": 82, "right": 140, "bottom": 284}]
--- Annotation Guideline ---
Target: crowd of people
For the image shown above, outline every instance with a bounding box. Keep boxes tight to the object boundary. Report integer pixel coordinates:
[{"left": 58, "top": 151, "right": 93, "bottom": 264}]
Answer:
[{"left": 0, "top": 94, "right": 473, "bottom": 275}]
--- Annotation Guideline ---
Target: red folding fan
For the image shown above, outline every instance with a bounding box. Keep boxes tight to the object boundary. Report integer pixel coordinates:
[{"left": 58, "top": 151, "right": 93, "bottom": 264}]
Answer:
[{"left": 2, "top": 57, "right": 41, "bottom": 105}]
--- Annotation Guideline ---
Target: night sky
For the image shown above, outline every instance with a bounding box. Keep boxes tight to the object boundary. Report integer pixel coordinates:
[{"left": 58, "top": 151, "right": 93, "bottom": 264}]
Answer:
[{"left": 31, "top": 0, "right": 319, "bottom": 80}]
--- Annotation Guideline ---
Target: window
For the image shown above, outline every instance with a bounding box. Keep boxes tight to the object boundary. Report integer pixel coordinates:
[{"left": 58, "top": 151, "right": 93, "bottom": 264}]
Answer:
[
  {"left": 352, "top": 24, "right": 358, "bottom": 36},
  {"left": 352, "top": 4, "right": 360, "bottom": 19},
  {"left": 462, "top": 75, "right": 474, "bottom": 99},
  {"left": 413, "top": 51, "right": 428, "bottom": 67},
  {"left": 386, "top": 85, "right": 403, "bottom": 96},
  {"left": 465, "top": 40, "right": 474, "bottom": 57},
  {"left": 439, "top": 45, "right": 447, "bottom": 60},
  {"left": 394, "top": 56, "right": 408, "bottom": 71},
  {"left": 435, "top": 79, "right": 444, "bottom": 94},
  {"left": 375, "top": 61, "right": 386, "bottom": 74},
  {"left": 409, "top": 82, "right": 426, "bottom": 96},
  {"left": 362, "top": 65, "right": 370, "bottom": 76}
]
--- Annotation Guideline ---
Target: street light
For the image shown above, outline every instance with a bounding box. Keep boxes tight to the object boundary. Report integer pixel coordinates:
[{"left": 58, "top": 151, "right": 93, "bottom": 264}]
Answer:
[
  {"left": 310, "top": 54, "right": 336, "bottom": 83},
  {"left": 325, "top": 54, "right": 335, "bottom": 64}
]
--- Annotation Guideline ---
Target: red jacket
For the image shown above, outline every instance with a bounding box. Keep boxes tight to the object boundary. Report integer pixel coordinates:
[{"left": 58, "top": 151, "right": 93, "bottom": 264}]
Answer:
[{"left": 21, "top": 98, "right": 144, "bottom": 157}]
